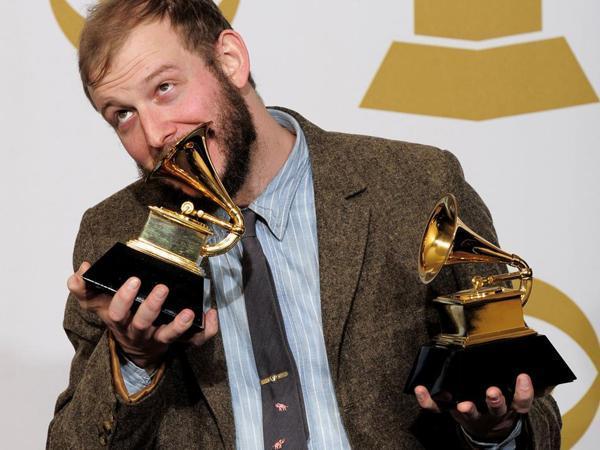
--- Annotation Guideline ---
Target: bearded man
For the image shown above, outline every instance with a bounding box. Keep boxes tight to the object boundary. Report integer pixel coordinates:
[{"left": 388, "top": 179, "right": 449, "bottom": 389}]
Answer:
[{"left": 48, "top": 1, "right": 562, "bottom": 449}]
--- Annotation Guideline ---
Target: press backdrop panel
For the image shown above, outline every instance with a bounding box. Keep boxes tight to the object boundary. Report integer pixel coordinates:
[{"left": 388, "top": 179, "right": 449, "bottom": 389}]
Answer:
[{"left": 0, "top": 1, "right": 597, "bottom": 448}]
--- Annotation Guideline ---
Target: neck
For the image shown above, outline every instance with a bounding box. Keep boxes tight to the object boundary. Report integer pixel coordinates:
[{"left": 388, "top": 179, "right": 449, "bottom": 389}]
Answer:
[{"left": 233, "top": 96, "right": 295, "bottom": 208}]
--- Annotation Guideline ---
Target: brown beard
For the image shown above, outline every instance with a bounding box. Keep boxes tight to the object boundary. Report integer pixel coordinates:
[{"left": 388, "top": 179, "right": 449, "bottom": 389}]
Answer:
[{"left": 137, "top": 65, "right": 257, "bottom": 200}]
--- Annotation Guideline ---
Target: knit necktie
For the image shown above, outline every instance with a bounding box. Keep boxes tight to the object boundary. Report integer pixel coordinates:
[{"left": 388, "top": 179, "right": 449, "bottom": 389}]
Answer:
[{"left": 241, "top": 209, "right": 309, "bottom": 450}]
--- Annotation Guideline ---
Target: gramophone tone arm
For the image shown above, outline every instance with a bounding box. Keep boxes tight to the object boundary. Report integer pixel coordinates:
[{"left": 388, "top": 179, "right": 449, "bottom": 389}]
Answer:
[
  {"left": 471, "top": 270, "right": 525, "bottom": 288},
  {"left": 180, "top": 201, "right": 244, "bottom": 256},
  {"left": 471, "top": 257, "right": 533, "bottom": 306},
  {"left": 180, "top": 201, "right": 244, "bottom": 235}
]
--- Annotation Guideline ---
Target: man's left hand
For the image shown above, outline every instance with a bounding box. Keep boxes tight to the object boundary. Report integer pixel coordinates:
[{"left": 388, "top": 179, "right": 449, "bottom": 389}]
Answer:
[{"left": 415, "top": 373, "right": 533, "bottom": 442}]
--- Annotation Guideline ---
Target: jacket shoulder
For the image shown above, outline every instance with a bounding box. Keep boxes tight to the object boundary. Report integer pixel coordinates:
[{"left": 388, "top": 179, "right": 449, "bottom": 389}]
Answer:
[
  {"left": 319, "top": 130, "right": 462, "bottom": 195},
  {"left": 75, "top": 179, "right": 180, "bottom": 265},
  {"left": 85, "top": 180, "right": 145, "bottom": 218}
]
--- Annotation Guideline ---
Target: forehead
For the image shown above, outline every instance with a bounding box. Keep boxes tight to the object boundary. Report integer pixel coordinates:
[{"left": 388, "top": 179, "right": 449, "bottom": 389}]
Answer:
[
  {"left": 89, "top": 19, "right": 201, "bottom": 106},
  {"left": 109, "top": 19, "right": 186, "bottom": 77}
]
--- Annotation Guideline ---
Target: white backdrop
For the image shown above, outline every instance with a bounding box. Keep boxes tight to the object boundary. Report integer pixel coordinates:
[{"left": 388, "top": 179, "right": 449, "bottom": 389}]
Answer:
[{"left": 0, "top": 1, "right": 597, "bottom": 448}]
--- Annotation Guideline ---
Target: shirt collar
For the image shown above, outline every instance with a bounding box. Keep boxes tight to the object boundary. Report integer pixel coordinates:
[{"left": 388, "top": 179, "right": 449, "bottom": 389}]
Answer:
[{"left": 249, "top": 108, "right": 310, "bottom": 241}]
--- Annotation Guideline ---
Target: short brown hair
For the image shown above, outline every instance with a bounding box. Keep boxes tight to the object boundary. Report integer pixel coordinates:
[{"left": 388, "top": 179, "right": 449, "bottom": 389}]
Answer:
[{"left": 79, "top": 0, "right": 254, "bottom": 104}]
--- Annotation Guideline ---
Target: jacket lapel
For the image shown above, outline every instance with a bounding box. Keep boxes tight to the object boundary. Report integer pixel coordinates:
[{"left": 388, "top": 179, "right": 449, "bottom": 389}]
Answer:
[{"left": 291, "top": 112, "right": 372, "bottom": 381}]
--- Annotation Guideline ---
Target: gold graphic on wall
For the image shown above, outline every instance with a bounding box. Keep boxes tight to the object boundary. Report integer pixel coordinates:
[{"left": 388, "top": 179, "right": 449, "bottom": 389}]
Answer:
[
  {"left": 362, "top": 0, "right": 599, "bottom": 120},
  {"left": 415, "top": 0, "right": 541, "bottom": 40},
  {"left": 521, "top": 279, "right": 599, "bottom": 449},
  {"left": 50, "top": 0, "right": 240, "bottom": 48},
  {"left": 50, "top": 0, "right": 82, "bottom": 47}
]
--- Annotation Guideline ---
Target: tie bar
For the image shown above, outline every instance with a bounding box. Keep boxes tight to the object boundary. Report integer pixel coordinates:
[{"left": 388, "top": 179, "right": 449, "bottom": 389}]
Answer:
[{"left": 260, "top": 371, "right": 289, "bottom": 386}]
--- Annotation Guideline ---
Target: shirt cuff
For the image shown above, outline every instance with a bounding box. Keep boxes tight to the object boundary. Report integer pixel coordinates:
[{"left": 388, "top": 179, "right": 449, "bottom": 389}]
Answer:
[
  {"left": 120, "top": 352, "right": 155, "bottom": 395},
  {"left": 461, "top": 418, "right": 522, "bottom": 450},
  {"left": 107, "top": 331, "right": 166, "bottom": 403}
]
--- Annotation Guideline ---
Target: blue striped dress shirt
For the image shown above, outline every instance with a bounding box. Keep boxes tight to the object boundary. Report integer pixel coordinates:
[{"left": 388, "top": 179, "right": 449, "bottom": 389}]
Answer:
[{"left": 205, "top": 109, "right": 350, "bottom": 449}]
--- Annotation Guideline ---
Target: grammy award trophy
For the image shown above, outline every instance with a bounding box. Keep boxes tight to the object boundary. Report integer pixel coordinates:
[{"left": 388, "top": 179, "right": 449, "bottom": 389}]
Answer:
[
  {"left": 404, "top": 194, "right": 575, "bottom": 406},
  {"left": 82, "top": 124, "right": 244, "bottom": 330}
]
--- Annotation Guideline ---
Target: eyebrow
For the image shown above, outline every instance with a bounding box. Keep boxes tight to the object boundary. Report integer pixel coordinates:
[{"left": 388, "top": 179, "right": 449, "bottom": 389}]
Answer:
[
  {"left": 100, "top": 101, "right": 116, "bottom": 120},
  {"left": 144, "top": 63, "right": 178, "bottom": 83},
  {"left": 98, "top": 64, "right": 179, "bottom": 118}
]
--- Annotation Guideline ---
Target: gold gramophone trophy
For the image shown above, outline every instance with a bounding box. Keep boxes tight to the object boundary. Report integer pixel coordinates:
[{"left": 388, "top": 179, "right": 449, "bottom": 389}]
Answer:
[
  {"left": 404, "top": 194, "right": 575, "bottom": 405},
  {"left": 83, "top": 124, "right": 243, "bottom": 329}
]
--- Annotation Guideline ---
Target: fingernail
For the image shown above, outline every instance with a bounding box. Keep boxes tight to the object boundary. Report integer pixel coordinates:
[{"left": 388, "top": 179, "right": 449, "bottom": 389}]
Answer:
[
  {"left": 155, "top": 285, "right": 168, "bottom": 299},
  {"left": 488, "top": 393, "right": 499, "bottom": 402},
  {"left": 128, "top": 278, "right": 140, "bottom": 289},
  {"left": 517, "top": 376, "right": 531, "bottom": 390},
  {"left": 181, "top": 311, "right": 193, "bottom": 323}
]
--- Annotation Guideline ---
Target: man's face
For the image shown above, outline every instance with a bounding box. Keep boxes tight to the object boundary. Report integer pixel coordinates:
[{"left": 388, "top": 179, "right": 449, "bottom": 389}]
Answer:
[{"left": 89, "top": 19, "right": 256, "bottom": 197}]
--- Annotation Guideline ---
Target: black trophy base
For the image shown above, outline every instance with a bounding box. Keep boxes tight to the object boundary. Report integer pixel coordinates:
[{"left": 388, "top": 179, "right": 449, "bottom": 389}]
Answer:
[
  {"left": 82, "top": 242, "right": 205, "bottom": 329},
  {"left": 404, "top": 334, "right": 575, "bottom": 408}
]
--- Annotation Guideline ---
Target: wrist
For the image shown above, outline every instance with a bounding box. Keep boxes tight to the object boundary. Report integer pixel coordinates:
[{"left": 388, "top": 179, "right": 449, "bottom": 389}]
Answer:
[
  {"left": 119, "top": 350, "right": 162, "bottom": 374},
  {"left": 115, "top": 341, "right": 167, "bottom": 370},
  {"left": 461, "top": 417, "right": 523, "bottom": 448},
  {"left": 107, "top": 332, "right": 167, "bottom": 404}
]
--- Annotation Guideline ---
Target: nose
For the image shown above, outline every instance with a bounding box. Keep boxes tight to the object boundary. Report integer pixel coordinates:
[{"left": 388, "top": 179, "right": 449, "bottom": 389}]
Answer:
[{"left": 138, "top": 107, "right": 177, "bottom": 151}]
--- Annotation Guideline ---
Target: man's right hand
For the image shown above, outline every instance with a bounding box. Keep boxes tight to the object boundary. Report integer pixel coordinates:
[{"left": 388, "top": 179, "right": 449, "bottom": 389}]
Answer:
[{"left": 67, "top": 261, "right": 218, "bottom": 369}]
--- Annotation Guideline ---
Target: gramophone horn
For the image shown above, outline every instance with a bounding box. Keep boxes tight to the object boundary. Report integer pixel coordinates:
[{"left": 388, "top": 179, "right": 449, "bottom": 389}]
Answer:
[{"left": 419, "top": 194, "right": 522, "bottom": 284}]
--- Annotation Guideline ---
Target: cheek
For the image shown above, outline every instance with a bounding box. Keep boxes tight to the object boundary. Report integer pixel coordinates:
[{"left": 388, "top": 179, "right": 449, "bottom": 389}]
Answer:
[
  {"left": 172, "top": 76, "right": 221, "bottom": 126},
  {"left": 118, "top": 131, "right": 155, "bottom": 168},
  {"left": 206, "top": 139, "right": 228, "bottom": 178}
]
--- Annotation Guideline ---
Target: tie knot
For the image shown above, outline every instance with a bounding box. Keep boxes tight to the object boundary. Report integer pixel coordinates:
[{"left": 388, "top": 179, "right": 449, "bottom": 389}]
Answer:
[{"left": 242, "top": 208, "right": 258, "bottom": 238}]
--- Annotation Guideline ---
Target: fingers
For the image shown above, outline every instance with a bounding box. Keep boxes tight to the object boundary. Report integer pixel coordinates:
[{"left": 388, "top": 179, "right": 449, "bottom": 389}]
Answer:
[
  {"left": 129, "top": 284, "right": 169, "bottom": 338},
  {"left": 203, "top": 308, "right": 219, "bottom": 340},
  {"left": 151, "top": 307, "right": 220, "bottom": 348},
  {"left": 67, "top": 261, "right": 92, "bottom": 299},
  {"left": 153, "top": 308, "right": 196, "bottom": 344},
  {"left": 188, "top": 308, "right": 219, "bottom": 347},
  {"left": 414, "top": 386, "right": 441, "bottom": 413},
  {"left": 68, "top": 262, "right": 112, "bottom": 315},
  {"left": 512, "top": 374, "right": 534, "bottom": 413},
  {"left": 68, "top": 264, "right": 219, "bottom": 367},
  {"left": 107, "top": 277, "right": 140, "bottom": 326},
  {"left": 485, "top": 387, "right": 507, "bottom": 417},
  {"left": 455, "top": 400, "right": 481, "bottom": 422}
]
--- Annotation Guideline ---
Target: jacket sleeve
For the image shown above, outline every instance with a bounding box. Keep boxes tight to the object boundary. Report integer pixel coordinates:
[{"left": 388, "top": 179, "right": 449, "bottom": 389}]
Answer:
[
  {"left": 46, "top": 210, "right": 169, "bottom": 449},
  {"left": 421, "top": 151, "right": 562, "bottom": 450}
]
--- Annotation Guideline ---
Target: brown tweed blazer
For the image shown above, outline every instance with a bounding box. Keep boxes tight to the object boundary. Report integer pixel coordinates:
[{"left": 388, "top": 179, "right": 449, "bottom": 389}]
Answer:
[{"left": 48, "top": 109, "right": 561, "bottom": 449}]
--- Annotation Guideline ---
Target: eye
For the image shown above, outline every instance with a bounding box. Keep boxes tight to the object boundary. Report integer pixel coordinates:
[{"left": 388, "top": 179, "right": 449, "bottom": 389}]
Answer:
[
  {"left": 157, "top": 82, "right": 174, "bottom": 95},
  {"left": 115, "top": 109, "right": 133, "bottom": 126}
]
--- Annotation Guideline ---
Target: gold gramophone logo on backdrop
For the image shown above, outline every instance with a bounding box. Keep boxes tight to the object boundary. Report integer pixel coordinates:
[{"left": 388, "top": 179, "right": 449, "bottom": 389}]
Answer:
[
  {"left": 49, "top": 0, "right": 240, "bottom": 47},
  {"left": 362, "top": 0, "right": 599, "bottom": 120}
]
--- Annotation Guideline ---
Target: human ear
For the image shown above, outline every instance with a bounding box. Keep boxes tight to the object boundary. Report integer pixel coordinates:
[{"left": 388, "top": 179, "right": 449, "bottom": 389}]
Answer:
[{"left": 215, "top": 30, "right": 250, "bottom": 89}]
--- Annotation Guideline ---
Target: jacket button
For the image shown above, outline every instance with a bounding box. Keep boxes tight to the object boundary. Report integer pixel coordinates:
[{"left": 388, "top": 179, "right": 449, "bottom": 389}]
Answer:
[
  {"left": 103, "top": 420, "right": 112, "bottom": 434},
  {"left": 99, "top": 435, "right": 107, "bottom": 446}
]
